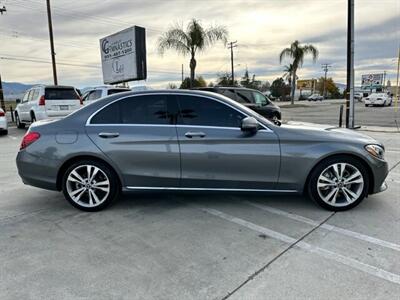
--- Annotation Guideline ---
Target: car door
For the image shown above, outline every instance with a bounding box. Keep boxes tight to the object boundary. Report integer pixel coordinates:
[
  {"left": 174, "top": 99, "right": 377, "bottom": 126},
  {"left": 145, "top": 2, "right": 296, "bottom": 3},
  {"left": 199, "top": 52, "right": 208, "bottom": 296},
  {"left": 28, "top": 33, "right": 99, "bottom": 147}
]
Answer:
[
  {"left": 176, "top": 94, "right": 280, "bottom": 190},
  {"left": 20, "top": 89, "right": 32, "bottom": 121},
  {"left": 85, "top": 94, "right": 180, "bottom": 188}
]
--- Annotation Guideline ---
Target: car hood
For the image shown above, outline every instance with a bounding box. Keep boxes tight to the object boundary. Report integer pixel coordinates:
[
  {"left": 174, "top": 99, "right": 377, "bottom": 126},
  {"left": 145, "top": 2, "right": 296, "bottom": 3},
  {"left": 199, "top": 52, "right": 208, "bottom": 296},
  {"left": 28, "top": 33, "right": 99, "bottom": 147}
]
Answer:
[{"left": 276, "top": 122, "right": 380, "bottom": 145}]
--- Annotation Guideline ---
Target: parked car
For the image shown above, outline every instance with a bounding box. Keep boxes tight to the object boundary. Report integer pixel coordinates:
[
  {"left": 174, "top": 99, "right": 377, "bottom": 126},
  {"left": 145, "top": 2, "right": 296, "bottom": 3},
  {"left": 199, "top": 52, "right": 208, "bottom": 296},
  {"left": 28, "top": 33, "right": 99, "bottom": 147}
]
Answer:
[
  {"left": 15, "top": 85, "right": 82, "bottom": 129},
  {"left": 0, "top": 108, "right": 8, "bottom": 135},
  {"left": 82, "top": 86, "right": 131, "bottom": 105},
  {"left": 308, "top": 94, "right": 324, "bottom": 101},
  {"left": 364, "top": 93, "right": 392, "bottom": 107},
  {"left": 354, "top": 92, "right": 363, "bottom": 102},
  {"left": 16, "top": 90, "right": 388, "bottom": 212},
  {"left": 193, "top": 87, "right": 281, "bottom": 121}
]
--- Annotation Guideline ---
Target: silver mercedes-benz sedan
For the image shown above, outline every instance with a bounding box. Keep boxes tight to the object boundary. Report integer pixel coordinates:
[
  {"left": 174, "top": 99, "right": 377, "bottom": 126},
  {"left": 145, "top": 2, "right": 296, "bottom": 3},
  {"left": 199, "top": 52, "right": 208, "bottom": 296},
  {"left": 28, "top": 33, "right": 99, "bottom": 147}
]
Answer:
[{"left": 16, "top": 90, "right": 388, "bottom": 212}]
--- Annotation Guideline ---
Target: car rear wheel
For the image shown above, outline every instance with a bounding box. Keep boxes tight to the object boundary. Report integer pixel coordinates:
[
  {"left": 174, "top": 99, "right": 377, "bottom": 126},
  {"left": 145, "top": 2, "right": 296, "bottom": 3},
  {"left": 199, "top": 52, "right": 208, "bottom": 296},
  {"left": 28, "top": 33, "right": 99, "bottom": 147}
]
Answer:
[
  {"left": 308, "top": 156, "right": 369, "bottom": 211},
  {"left": 15, "top": 113, "right": 26, "bottom": 129},
  {"left": 62, "top": 160, "right": 119, "bottom": 211}
]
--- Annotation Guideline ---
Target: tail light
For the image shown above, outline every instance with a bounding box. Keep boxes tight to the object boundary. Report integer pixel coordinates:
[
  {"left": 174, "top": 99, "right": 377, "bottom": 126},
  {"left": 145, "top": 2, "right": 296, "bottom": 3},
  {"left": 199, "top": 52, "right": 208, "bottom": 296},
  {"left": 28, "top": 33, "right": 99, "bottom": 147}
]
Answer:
[
  {"left": 20, "top": 132, "right": 41, "bottom": 150},
  {"left": 0, "top": 110, "right": 4, "bottom": 117},
  {"left": 39, "top": 96, "right": 46, "bottom": 106}
]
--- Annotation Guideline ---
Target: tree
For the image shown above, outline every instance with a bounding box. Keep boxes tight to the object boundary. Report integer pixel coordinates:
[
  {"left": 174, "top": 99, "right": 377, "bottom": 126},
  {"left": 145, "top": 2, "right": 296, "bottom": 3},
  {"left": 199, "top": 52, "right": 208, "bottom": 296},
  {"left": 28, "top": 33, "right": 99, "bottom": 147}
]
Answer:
[
  {"left": 216, "top": 72, "right": 237, "bottom": 86},
  {"left": 282, "top": 64, "right": 297, "bottom": 87},
  {"left": 270, "top": 77, "right": 290, "bottom": 100},
  {"left": 279, "top": 40, "right": 319, "bottom": 104},
  {"left": 240, "top": 69, "right": 262, "bottom": 90},
  {"left": 167, "top": 83, "right": 177, "bottom": 89},
  {"left": 316, "top": 77, "right": 341, "bottom": 98},
  {"left": 180, "top": 76, "right": 207, "bottom": 89},
  {"left": 158, "top": 19, "right": 228, "bottom": 88}
]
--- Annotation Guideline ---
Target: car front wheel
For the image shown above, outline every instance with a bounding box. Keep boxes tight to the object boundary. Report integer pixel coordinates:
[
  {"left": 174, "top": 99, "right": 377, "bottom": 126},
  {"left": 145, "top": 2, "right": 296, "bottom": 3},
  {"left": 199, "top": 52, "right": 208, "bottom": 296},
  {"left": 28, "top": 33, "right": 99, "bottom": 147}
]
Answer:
[
  {"left": 308, "top": 156, "right": 369, "bottom": 211},
  {"left": 15, "top": 113, "right": 26, "bottom": 129},
  {"left": 62, "top": 160, "right": 119, "bottom": 211}
]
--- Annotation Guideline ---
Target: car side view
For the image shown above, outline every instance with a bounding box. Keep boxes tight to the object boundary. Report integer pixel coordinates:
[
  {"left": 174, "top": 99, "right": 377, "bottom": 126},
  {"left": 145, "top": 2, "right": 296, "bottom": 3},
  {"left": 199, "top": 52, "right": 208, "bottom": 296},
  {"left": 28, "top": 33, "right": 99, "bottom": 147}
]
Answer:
[{"left": 16, "top": 90, "right": 388, "bottom": 212}]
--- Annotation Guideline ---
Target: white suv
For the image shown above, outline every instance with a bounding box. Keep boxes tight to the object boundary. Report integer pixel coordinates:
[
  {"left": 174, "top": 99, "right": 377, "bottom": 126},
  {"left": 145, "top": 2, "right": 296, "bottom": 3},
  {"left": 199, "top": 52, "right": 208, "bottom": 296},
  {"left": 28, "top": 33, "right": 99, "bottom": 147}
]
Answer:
[
  {"left": 15, "top": 85, "right": 82, "bottom": 128},
  {"left": 82, "top": 86, "right": 131, "bottom": 105}
]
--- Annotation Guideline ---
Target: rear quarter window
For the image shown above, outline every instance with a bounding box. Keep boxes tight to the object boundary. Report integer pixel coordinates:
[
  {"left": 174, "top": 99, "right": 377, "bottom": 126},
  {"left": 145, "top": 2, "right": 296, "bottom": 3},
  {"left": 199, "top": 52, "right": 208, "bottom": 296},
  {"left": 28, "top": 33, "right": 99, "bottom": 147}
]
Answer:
[{"left": 45, "top": 88, "right": 79, "bottom": 100}]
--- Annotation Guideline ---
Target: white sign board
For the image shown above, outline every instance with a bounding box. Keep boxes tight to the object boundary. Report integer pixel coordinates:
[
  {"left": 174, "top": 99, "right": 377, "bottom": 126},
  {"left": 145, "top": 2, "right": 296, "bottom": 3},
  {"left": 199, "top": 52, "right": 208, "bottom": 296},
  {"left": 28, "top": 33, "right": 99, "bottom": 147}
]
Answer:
[
  {"left": 100, "top": 26, "right": 146, "bottom": 84},
  {"left": 361, "top": 73, "right": 383, "bottom": 87}
]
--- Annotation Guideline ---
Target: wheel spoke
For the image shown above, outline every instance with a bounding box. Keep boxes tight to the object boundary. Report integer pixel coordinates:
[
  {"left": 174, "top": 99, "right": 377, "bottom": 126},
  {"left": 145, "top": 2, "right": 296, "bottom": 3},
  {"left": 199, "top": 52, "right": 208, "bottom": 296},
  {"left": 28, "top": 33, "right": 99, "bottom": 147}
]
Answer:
[
  {"left": 344, "top": 170, "right": 362, "bottom": 184},
  {"left": 332, "top": 164, "right": 340, "bottom": 179},
  {"left": 343, "top": 187, "right": 358, "bottom": 203},
  {"left": 318, "top": 182, "right": 336, "bottom": 188},
  {"left": 92, "top": 180, "right": 109, "bottom": 187},
  {"left": 92, "top": 186, "right": 109, "bottom": 192},
  {"left": 70, "top": 170, "right": 85, "bottom": 184},
  {"left": 339, "top": 163, "right": 346, "bottom": 178},
  {"left": 90, "top": 167, "right": 99, "bottom": 182},
  {"left": 319, "top": 175, "right": 335, "bottom": 184},
  {"left": 323, "top": 187, "right": 338, "bottom": 202},
  {"left": 74, "top": 188, "right": 86, "bottom": 201},
  {"left": 331, "top": 188, "right": 340, "bottom": 204},
  {"left": 70, "top": 187, "right": 85, "bottom": 197},
  {"left": 90, "top": 189, "right": 100, "bottom": 204},
  {"left": 87, "top": 165, "right": 92, "bottom": 181}
]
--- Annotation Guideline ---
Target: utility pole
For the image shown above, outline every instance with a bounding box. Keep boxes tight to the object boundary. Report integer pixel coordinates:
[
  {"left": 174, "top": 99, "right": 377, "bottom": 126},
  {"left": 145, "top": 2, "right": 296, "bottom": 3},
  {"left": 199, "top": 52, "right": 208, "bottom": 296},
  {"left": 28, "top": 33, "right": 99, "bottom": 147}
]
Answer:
[
  {"left": 0, "top": 5, "right": 6, "bottom": 110},
  {"left": 346, "top": 0, "right": 355, "bottom": 128},
  {"left": 321, "top": 63, "right": 332, "bottom": 99},
  {"left": 181, "top": 64, "right": 184, "bottom": 83},
  {"left": 46, "top": 0, "right": 58, "bottom": 85},
  {"left": 383, "top": 70, "right": 386, "bottom": 88},
  {"left": 228, "top": 41, "right": 237, "bottom": 86}
]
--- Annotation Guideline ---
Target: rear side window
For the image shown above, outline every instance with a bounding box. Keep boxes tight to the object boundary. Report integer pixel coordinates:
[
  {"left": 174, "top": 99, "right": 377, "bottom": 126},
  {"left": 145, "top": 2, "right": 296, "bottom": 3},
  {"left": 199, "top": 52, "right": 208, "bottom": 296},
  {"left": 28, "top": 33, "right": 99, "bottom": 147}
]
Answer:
[
  {"left": 90, "top": 95, "right": 174, "bottom": 125},
  {"left": 235, "top": 90, "right": 254, "bottom": 104},
  {"left": 45, "top": 88, "right": 79, "bottom": 100},
  {"left": 177, "top": 95, "right": 245, "bottom": 128},
  {"left": 217, "top": 89, "right": 237, "bottom": 101},
  {"left": 87, "top": 90, "right": 102, "bottom": 101}
]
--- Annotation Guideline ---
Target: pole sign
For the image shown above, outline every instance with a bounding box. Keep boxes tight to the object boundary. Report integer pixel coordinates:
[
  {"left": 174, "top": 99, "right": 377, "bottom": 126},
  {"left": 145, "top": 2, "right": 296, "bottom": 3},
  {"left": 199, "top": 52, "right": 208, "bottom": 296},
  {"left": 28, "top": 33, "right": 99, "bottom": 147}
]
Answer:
[
  {"left": 361, "top": 73, "right": 383, "bottom": 87},
  {"left": 297, "top": 79, "right": 317, "bottom": 89},
  {"left": 100, "top": 26, "right": 147, "bottom": 84}
]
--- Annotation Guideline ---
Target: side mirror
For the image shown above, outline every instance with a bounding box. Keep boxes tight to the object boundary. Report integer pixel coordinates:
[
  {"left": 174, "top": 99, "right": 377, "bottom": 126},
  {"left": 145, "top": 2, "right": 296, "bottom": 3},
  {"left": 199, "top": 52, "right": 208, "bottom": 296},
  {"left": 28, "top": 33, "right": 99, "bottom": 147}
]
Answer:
[
  {"left": 241, "top": 117, "right": 259, "bottom": 132},
  {"left": 16, "top": 99, "right": 21, "bottom": 104}
]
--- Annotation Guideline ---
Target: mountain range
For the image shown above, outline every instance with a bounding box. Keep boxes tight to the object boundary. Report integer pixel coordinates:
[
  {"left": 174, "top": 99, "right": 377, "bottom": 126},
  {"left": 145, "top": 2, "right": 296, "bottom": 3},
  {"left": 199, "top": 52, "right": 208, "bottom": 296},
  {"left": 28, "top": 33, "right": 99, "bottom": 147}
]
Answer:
[{"left": 1, "top": 81, "right": 34, "bottom": 100}]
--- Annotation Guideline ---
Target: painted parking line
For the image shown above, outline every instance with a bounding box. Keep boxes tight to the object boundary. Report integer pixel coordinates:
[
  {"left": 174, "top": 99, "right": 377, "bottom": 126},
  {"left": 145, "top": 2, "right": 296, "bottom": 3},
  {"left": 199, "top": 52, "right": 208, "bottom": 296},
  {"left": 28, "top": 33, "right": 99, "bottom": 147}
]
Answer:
[
  {"left": 246, "top": 201, "right": 400, "bottom": 253},
  {"left": 200, "top": 207, "right": 400, "bottom": 285},
  {"left": 7, "top": 135, "right": 17, "bottom": 140}
]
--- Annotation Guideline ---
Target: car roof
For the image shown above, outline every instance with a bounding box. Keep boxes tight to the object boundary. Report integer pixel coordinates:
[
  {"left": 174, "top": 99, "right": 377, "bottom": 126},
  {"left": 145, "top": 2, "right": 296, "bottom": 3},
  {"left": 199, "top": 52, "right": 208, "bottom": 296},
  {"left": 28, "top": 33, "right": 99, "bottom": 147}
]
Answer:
[
  {"left": 193, "top": 86, "right": 260, "bottom": 92},
  {"left": 31, "top": 84, "right": 77, "bottom": 89}
]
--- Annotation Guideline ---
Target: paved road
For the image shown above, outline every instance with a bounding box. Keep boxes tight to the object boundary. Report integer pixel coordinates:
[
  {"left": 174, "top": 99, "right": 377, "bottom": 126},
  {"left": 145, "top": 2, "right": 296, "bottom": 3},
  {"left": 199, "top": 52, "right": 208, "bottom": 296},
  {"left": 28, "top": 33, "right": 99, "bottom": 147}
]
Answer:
[
  {"left": 0, "top": 127, "right": 399, "bottom": 299},
  {"left": 280, "top": 99, "right": 400, "bottom": 128}
]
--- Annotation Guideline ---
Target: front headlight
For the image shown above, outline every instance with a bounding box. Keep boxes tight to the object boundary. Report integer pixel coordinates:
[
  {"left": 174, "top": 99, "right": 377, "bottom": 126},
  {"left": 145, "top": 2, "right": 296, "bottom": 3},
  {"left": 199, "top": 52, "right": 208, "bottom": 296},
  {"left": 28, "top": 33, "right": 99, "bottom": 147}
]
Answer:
[{"left": 365, "top": 144, "right": 385, "bottom": 160}]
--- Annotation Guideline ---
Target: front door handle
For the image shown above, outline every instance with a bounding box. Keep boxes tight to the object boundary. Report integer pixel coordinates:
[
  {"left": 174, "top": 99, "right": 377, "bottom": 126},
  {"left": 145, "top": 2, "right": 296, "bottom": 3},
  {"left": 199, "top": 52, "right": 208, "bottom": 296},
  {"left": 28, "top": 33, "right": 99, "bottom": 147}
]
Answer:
[
  {"left": 185, "top": 131, "right": 206, "bottom": 138},
  {"left": 98, "top": 132, "right": 119, "bottom": 139}
]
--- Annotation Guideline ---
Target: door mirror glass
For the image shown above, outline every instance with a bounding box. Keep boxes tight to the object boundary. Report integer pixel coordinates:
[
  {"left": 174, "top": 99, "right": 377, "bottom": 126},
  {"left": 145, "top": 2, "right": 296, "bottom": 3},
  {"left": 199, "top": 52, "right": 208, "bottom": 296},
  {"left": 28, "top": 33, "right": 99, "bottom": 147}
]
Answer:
[
  {"left": 241, "top": 117, "right": 259, "bottom": 132},
  {"left": 16, "top": 99, "right": 21, "bottom": 104}
]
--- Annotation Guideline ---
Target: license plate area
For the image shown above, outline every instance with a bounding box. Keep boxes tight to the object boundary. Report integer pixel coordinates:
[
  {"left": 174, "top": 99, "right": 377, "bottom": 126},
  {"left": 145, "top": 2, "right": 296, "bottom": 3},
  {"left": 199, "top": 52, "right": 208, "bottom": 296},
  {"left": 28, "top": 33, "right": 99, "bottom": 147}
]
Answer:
[{"left": 60, "top": 105, "right": 69, "bottom": 111}]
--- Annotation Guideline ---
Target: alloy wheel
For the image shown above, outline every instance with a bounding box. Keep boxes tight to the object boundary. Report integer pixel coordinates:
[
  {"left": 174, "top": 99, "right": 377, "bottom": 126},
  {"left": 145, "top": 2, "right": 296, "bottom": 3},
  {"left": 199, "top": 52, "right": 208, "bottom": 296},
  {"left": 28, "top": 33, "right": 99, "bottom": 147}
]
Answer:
[
  {"left": 66, "top": 164, "right": 110, "bottom": 208},
  {"left": 317, "top": 162, "right": 364, "bottom": 207}
]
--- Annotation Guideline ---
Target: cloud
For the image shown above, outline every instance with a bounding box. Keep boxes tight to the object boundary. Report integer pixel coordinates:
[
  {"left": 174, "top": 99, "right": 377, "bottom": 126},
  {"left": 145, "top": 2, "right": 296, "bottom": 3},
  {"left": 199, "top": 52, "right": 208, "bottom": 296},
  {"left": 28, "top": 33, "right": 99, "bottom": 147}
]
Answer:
[{"left": 0, "top": 0, "right": 398, "bottom": 88}]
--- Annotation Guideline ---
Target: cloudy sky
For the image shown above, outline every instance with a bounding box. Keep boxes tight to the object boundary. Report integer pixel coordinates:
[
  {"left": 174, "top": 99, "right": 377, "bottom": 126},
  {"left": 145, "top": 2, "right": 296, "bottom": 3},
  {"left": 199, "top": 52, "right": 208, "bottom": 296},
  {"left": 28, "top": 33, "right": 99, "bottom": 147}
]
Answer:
[{"left": 0, "top": 0, "right": 399, "bottom": 88}]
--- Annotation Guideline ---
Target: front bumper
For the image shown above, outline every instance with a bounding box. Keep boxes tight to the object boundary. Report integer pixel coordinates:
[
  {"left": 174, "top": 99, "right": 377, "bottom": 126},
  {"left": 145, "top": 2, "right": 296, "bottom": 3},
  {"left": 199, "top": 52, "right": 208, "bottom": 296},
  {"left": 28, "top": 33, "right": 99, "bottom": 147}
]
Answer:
[{"left": 369, "top": 158, "right": 389, "bottom": 194}]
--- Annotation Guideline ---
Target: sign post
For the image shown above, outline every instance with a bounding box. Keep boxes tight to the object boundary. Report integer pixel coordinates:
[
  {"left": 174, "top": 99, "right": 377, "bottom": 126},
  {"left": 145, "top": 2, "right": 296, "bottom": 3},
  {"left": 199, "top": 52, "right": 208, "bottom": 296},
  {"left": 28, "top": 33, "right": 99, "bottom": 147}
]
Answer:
[{"left": 100, "top": 26, "right": 147, "bottom": 85}]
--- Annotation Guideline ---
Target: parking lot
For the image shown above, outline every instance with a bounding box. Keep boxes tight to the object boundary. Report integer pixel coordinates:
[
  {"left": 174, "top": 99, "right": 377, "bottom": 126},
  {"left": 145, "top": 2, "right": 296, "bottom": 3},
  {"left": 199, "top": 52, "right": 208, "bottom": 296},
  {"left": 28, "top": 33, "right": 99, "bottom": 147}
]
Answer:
[
  {"left": 0, "top": 124, "right": 399, "bottom": 299},
  {"left": 281, "top": 99, "right": 400, "bottom": 128}
]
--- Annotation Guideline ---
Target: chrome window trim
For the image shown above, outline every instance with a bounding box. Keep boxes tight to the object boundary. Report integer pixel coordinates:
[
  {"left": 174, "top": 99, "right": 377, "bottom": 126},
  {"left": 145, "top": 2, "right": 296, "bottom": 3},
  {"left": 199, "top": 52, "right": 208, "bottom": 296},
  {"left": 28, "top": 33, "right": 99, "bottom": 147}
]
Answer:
[
  {"left": 85, "top": 92, "right": 273, "bottom": 132},
  {"left": 126, "top": 186, "right": 297, "bottom": 193}
]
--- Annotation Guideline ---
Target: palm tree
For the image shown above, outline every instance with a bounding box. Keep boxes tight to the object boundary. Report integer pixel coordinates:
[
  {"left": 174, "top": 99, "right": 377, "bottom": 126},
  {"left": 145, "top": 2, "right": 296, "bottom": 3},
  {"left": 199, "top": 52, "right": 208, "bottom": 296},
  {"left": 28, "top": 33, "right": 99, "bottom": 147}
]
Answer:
[
  {"left": 282, "top": 64, "right": 294, "bottom": 86},
  {"left": 279, "top": 41, "right": 319, "bottom": 104},
  {"left": 158, "top": 19, "right": 228, "bottom": 88}
]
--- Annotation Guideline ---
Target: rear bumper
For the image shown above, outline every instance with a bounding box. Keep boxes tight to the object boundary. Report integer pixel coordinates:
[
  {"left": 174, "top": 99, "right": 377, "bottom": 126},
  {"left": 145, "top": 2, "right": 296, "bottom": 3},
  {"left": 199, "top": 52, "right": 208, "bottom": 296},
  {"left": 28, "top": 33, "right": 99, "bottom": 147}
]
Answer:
[
  {"left": 16, "top": 150, "right": 59, "bottom": 191},
  {"left": 0, "top": 118, "right": 7, "bottom": 130}
]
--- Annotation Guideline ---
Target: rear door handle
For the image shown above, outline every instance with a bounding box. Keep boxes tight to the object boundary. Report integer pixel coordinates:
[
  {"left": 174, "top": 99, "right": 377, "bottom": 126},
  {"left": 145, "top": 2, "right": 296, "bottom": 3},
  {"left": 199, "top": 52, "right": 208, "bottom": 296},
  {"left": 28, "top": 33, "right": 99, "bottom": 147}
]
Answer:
[
  {"left": 98, "top": 132, "right": 119, "bottom": 139},
  {"left": 185, "top": 131, "right": 206, "bottom": 138}
]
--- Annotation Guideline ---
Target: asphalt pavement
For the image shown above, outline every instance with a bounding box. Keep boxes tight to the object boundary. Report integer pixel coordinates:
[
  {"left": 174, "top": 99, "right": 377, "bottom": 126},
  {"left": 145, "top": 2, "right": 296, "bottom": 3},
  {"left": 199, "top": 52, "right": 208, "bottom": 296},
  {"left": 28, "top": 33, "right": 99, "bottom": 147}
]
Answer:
[{"left": 0, "top": 125, "right": 399, "bottom": 299}]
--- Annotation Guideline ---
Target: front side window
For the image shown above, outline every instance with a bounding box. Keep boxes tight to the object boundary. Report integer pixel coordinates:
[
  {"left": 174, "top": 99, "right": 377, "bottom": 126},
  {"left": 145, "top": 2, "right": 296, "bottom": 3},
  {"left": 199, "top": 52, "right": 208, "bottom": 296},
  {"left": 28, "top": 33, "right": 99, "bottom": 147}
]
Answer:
[
  {"left": 90, "top": 95, "right": 173, "bottom": 125},
  {"left": 177, "top": 95, "right": 245, "bottom": 128}
]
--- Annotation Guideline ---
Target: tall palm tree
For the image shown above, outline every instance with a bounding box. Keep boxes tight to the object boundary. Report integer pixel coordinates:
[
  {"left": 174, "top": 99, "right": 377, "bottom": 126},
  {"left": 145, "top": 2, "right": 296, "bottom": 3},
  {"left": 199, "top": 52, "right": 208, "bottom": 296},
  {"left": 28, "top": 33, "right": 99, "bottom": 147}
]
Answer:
[
  {"left": 279, "top": 41, "right": 319, "bottom": 104},
  {"left": 282, "top": 64, "right": 294, "bottom": 86},
  {"left": 158, "top": 19, "right": 228, "bottom": 88}
]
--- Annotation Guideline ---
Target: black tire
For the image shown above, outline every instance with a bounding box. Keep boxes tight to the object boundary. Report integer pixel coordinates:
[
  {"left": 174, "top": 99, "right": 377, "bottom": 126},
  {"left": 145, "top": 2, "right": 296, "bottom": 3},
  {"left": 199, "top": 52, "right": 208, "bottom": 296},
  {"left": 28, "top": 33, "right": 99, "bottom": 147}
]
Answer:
[
  {"left": 0, "top": 130, "right": 7, "bottom": 135},
  {"left": 62, "top": 160, "right": 120, "bottom": 212},
  {"left": 308, "top": 156, "right": 369, "bottom": 211},
  {"left": 31, "top": 112, "right": 36, "bottom": 123},
  {"left": 15, "top": 113, "right": 26, "bottom": 129}
]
